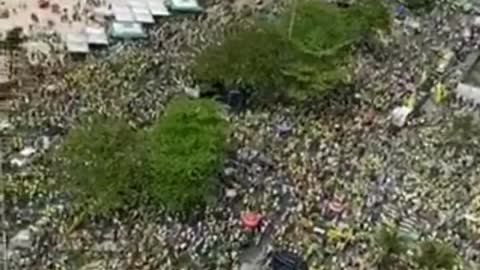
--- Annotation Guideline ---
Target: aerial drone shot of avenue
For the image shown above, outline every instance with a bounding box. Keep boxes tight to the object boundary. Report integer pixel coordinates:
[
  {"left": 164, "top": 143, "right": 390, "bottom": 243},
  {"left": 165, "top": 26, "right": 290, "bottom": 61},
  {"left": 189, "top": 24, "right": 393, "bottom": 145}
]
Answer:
[{"left": 2, "top": 0, "right": 480, "bottom": 269}]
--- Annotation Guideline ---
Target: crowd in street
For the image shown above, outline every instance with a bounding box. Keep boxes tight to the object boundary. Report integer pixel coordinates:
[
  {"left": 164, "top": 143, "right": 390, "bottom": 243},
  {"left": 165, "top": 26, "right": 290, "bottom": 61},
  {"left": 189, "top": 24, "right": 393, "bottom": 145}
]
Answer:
[{"left": 4, "top": 0, "right": 480, "bottom": 269}]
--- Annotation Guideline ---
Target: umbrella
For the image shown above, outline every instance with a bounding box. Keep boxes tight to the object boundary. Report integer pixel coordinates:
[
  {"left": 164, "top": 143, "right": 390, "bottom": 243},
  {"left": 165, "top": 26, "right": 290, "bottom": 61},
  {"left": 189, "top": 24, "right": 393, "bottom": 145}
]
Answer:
[{"left": 241, "top": 212, "right": 262, "bottom": 230}]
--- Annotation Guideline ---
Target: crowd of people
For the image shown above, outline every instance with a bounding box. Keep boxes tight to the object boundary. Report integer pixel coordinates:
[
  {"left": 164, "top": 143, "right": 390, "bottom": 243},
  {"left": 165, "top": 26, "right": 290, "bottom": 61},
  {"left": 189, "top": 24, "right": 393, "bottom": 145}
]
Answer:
[{"left": 4, "top": 0, "right": 480, "bottom": 269}]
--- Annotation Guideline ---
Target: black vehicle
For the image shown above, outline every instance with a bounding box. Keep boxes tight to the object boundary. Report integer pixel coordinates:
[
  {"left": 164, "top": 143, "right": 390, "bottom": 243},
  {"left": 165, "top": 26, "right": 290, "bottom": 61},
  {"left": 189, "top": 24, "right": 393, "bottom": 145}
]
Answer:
[{"left": 271, "top": 250, "right": 308, "bottom": 270}]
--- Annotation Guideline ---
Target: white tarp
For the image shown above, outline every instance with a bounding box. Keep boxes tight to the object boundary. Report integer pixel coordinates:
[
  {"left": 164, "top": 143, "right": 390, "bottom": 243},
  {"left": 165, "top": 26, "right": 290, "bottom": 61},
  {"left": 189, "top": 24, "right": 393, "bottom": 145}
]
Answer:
[
  {"left": 10, "top": 157, "right": 29, "bottom": 167},
  {"left": 86, "top": 27, "right": 109, "bottom": 45},
  {"left": 131, "top": 6, "right": 155, "bottom": 23},
  {"left": 112, "top": 4, "right": 135, "bottom": 22},
  {"left": 147, "top": 0, "right": 170, "bottom": 16},
  {"left": 93, "top": 7, "right": 114, "bottom": 17},
  {"left": 165, "top": 0, "right": 203, "bottom": 12},
  {"left": 110, "top": 22, "right": 147, "bottom": 39},
  {"left": 66, "top": 32, "right": 89, "bottom": 53},
  {"left": 20, "top": 146, "right": 36, "bottom": 157},
  {"left": 390, "top": 106, "right": 412, "bottom": 128},
  {"left": 456, "top": 83, "right": 480, "bottom": 105},
  {"left": 128, "top": 0, "right": 148, "bottom": 7},
  {"left": 185, "top": 86, "right": 200, "bottom": 98}
]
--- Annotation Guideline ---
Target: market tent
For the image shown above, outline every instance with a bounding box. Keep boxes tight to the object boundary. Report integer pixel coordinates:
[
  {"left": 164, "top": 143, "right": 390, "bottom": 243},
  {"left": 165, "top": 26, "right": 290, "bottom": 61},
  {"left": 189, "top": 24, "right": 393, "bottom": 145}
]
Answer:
[
  {"left": 147, "top": 0, "right": 170, "bottom": 16},
  {"left": 131, "top": 5, "right": 155, "bottom": 24},
  {"left": 66, "top": 32, "right": 89, "bottom": 53},
  {"left": 112, "top": 4, "right": 136, "bottom": 22},
  {"left": 127, "top": 0, "right": 149, "bottom": 8},
  {"left": 110, "top": 21, "right": 147, "bottom": 39},
  {"left": 93, "top": 7, "right": 114, "bottom": 17},
  {"left": 86, "top": 27, "right": 109, "bottom": 45},
  {"left": 165, "top": 0, "right": 203, "bottom": 12}
]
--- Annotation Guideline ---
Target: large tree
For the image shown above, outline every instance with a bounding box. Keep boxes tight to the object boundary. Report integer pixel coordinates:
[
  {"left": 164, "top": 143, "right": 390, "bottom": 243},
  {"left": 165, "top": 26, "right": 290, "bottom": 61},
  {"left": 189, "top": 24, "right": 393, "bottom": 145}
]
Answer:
[
  {"left": 374, "top": 225, "right": 409, "bottom": 269},
  {"left": 414, "top": 240, "right": 458, "bottom": 270},
  {"left": 148, "top": 97, "right": 228, "bottom": 213},
  {"left": 192, "top": 0, "right": 390, "bottom": 101},
  {"left": 59, "top": 115, "right": 147, "bottom": 214}
]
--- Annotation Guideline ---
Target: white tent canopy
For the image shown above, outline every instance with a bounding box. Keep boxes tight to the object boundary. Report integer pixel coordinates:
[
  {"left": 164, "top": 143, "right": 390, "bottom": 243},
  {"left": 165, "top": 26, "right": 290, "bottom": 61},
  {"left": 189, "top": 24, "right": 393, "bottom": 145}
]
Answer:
[
  {"left": 66, "top": 32, "right": 89, "bottom": 53},
  {"left": 110, "top": 22, "right": 147, "bottom": 39},
  {"left": 147, "top": 0, "right": 170, "bottom": 16},
  {"left": 112, "top": 4, "right": 136, "bottom": 22},
  {"left": 131, "top": 6, "right": 155, "bottom": 23},
  {"left": 93, "top": 7, "right": 114, "bottom": 17},
  {"left": 86, "top": 27, "right": 109, "bottom": 45},
  {"left": 128, "top": 0, "right": 148, "bottom": 7},
  {"left": 165, "top": 0, "right": 203, "bottom": 12}
]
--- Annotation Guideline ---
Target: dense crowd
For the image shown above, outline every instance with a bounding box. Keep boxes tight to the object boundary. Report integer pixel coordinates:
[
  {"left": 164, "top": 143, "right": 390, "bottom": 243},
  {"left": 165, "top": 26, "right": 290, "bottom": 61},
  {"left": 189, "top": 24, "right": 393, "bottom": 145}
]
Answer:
[{"left": 4, "top": 0, "right": 480, "bottom": 269}]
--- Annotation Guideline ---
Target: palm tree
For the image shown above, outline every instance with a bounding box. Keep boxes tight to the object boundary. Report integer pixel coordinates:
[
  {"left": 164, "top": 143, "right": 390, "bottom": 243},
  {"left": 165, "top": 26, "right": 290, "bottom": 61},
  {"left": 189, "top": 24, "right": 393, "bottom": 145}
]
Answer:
[
  {"left": 374, "top": 225, "right": 409, "bottom": 269},
  {"left": 414, "top": 240, "right": 458, "bottom": 270}
]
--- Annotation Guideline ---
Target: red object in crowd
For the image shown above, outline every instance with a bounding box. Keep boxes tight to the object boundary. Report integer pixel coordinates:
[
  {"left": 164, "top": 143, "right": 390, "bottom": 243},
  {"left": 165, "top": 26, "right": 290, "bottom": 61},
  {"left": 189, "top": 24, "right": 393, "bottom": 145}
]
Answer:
[
  {"left": 39, "top": 0, "right": 50, "bottom": 9},
  {"left": 241, "top": 212, "right": 262, "bottom": 230}
]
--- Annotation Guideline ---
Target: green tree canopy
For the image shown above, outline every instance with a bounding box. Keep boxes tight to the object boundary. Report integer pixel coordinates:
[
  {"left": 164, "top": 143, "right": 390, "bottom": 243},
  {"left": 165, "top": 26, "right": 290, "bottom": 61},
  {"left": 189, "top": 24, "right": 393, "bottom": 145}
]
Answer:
[
  {"left": 192, "top": 24, "right": 294, "bottom": 95},
  {"left": 59, "top": 115, "right": 147, "bottom": 214},
  {"left": 148, "top": 97, "right": 228, "bottom": 212},
  {"left": 414, "top": 240, "right": 458, "bottom": 270},
  {"left": 192, "top": 0, "right": 390, "bottom": 101},
  {"left": 374, "top": 225, "right": 409, "bottom": 269}
]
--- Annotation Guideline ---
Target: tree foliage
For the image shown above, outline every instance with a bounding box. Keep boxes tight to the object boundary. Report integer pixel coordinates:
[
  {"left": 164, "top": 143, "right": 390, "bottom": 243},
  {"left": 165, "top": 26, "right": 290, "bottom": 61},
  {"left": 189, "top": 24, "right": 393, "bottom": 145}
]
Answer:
[
  {"left": 281, "top": 0, "right": 388, "bottom": 57},
  {"left": 374, "top": 225, "right": 459, "bottom": 270},
  {"left": 414, "top": 240, "right": 458, "bottom": 270},
  {"left": 59, "top": 115, "right": 147, "bottom": 214},
  {"left": 404, "top": 0, "right": 435, "bottom": 12},
  {"left": 192, "top": 0, "right": 390, "bottom": 101},
  {"left": 374, "top": 225, "right": 409, "bottom": 269},
  {"left": 192, "top": 24, "right": 294, "bottom": 95},
  {"left": 148, "top": 97, "right": 228, "bottom": 212}
]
